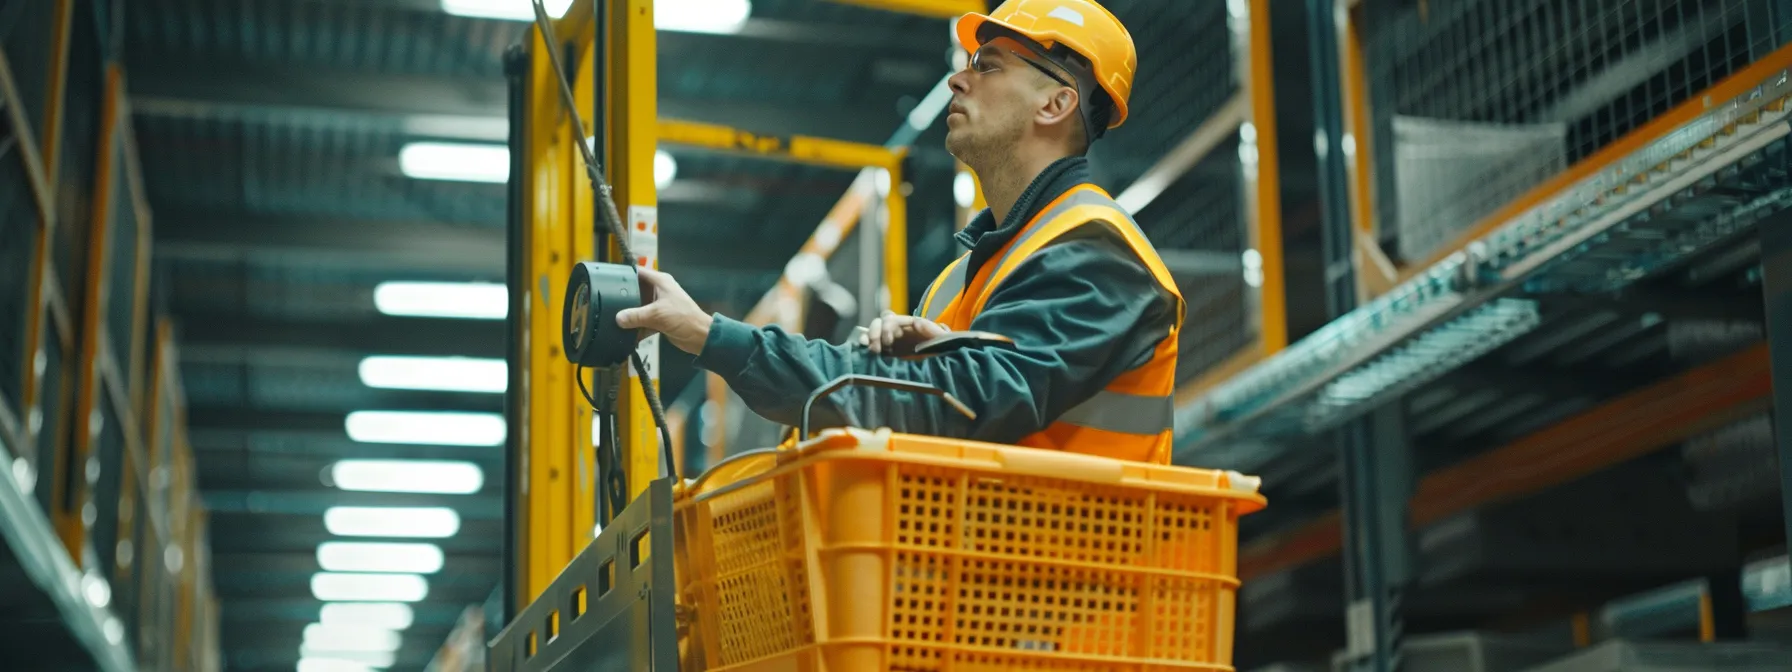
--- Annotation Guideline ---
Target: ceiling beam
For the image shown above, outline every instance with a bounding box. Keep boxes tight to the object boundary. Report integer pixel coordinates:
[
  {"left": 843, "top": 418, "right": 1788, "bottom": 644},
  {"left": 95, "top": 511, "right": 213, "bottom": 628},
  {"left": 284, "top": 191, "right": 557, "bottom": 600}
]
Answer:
[
  {"left": 204, "top": 513, "right": 505, "bottom": 557},
  {"left": 181, "top": 385, "right": 504, "bottom": 415},
  {"left": 176, "top": 314, "right": 507, "bottom": 359},
  {"left": 217, "top": 623, "right": 457, "bottom": 657},
  {"left": 157, "top": 213, "right": 506, "bottom": 274},
  {"left": 226, "top": 649, "right": 440, "bottom": 672},
  {"left": 294, "top": 0, "right": 950, "bottom": 53},
  {"left": 201, "top": 490, "right": 505, "bottom": 519},
  {"left": 211, "top": 552, "right": 503, "bottom": 576},
  {"left": 213, "top": 572, "right": 497, "bottom": 601},
  {"left": 187, "top": 407, "right": 478, "bottom": 435},
  {"left": 189, "top": 430, "right": 504, "bottom": 462},
  {"left": 218, "top": 597, "right": 477, "bottom": 628},
  {"left": 128, "top": 60, "right": 902, "bottom": 143},
  {"left": 156, "top": 209, "right": 804, "bottom": 296}
]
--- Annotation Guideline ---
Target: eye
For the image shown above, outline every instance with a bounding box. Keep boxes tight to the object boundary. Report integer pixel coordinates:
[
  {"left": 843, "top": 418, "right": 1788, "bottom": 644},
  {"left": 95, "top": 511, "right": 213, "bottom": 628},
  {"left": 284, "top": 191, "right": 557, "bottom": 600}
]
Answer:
[{"left": 971, "top": 49, "right": 1002, "bottom": 73}]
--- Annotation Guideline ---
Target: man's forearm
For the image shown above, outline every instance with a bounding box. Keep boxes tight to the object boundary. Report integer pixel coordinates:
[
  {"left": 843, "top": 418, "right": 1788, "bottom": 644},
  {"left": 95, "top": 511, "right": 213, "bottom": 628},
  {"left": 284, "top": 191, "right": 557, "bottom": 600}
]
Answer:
[
  {"left": 696, "top": 313, "right": 1046, "bottom": 441},
  {"left": 693, "top": 238, "right": 1176, "bottom": 445}
]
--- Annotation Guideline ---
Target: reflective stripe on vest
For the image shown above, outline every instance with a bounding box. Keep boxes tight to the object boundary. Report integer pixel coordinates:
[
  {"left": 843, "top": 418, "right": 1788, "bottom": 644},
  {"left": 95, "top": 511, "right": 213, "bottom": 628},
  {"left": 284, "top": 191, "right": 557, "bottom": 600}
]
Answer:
[
  {"left": 981, "top": 189, "right": 1119, "bottom": 300},
  {"left": 914, "top": 185, "right": 1182, "bottom": 462},
  {"left": 919, "top": 256, "right": 968, "bottom": 321},
  {"left": 1057, "top": 389, "right": 1174, "bottom": 435}
]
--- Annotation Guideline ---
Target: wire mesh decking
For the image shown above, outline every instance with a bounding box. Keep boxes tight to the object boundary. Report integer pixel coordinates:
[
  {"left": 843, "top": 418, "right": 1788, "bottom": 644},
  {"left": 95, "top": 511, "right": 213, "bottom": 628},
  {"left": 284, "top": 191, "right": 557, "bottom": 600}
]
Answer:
[{"left": 1363, "top": 0, "right": 1792, "bottom": 263}]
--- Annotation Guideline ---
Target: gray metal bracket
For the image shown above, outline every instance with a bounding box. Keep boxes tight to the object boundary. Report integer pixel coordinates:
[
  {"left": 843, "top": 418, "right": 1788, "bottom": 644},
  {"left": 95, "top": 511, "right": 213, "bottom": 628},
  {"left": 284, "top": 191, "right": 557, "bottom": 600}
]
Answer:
[{"left": 488, "top": 478, "right": 679, "bottom": 672}]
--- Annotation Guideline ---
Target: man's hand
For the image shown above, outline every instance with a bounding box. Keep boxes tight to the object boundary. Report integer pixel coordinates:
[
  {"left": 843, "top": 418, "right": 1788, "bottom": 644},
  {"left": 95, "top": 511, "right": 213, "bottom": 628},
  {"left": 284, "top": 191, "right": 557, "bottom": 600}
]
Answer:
[
  {"left": 615, "top": 267, "right": 713, "bottom": 355},
  {"left": 860, "top": 311, "right": 949, "bottom": 355}
]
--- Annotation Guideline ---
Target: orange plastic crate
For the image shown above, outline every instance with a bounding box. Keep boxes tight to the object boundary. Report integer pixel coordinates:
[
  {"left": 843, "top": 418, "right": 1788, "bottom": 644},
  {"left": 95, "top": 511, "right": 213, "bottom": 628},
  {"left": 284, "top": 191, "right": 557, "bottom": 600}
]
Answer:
[{"left": 674, "top": 428, "right": 1266, "bottom": 671}]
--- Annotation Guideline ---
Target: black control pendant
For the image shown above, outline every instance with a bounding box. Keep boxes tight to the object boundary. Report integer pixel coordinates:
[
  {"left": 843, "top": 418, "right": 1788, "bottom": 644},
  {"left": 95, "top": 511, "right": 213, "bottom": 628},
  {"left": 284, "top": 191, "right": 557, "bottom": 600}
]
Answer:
[{"left": 563, "top": 262, "right": 643, "bottom": 367}]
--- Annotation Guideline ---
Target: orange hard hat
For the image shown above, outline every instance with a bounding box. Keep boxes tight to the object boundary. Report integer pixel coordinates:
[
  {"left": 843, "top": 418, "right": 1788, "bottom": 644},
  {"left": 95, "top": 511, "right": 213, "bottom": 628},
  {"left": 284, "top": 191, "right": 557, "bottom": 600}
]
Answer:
[{"left": 954, "top": 0, "right": 1138, "bottom": 132}]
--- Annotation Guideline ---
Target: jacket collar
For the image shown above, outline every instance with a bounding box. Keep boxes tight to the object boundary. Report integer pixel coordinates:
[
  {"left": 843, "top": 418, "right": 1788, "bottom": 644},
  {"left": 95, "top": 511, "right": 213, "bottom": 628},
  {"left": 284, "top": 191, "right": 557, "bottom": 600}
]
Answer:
[{"left": 955, "top": 156, "right": 1093, "bottom": 252}]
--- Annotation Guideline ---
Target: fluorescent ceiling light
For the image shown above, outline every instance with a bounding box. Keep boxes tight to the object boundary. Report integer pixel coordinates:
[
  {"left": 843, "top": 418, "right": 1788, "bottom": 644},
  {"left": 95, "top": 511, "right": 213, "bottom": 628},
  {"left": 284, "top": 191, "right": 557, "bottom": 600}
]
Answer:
[
  {"left": 300, "top": 647, "right": 396, "bottom": 669},
  {"left": 441, "top": 0, "right": 572, "bottom": 21},
  {"left": 297, "top": 658, "right": 380, "bottom": 672},
  {"left": 358, "top": 355, "right": 507, "bottom": 394},
  {"left": 372, "top": 281, "right": 507, "bottom": 320},
  {"left": 323, "top": 506, "right": 461, "bottom": 539},
  {"left": 317, "top": 542, "right": 445, "bottom": 574},
  {"left": 398, "top": 141, "right": 674, "bottom": 190},
  {"left": 658, "top": 0, "right": 751, "bottom": 34},
  {"left": 345, "top": 411, "right": 505, "bottom": 447},
  {"left": 440, "top": 0, "right": 748, "bottom": 34},
  {"left": 399, "top": 142, "right": 509, "bottom": 183},
  {"left": 655, "top": 149, "right": 677, "bottom": 189},
  {"left": 331, "top": 459, "right": 485, "bottom": 495},
  {"left": 320, "top": 603, "right": 414, "bottom": 630},
  {"left": 303, "top": 623, "right": 404, "bottom": 652},
  {"left": 311, "top": 573, "right": 430, "bottom": 603}
]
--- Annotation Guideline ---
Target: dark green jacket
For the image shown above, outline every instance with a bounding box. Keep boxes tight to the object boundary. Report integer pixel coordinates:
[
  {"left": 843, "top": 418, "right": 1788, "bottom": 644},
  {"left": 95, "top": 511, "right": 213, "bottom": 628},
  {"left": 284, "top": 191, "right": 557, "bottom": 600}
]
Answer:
[{"left": 695, "top": 156, "right": 1177, "bottom": 443}]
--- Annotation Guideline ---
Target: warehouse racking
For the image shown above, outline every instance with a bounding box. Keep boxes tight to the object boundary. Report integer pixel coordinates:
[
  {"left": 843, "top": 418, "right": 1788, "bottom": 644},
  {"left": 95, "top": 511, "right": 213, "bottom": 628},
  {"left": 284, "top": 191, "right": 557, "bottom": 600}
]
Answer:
[
  {"left": 1165, "top": 1, "right": 1792, "bottom": 670},
  {"left": 0, "top": 1, "right": 221, "bottom": 668},
  {"left": 3, "top": 0, "right": 1792, "bottom": 670}
]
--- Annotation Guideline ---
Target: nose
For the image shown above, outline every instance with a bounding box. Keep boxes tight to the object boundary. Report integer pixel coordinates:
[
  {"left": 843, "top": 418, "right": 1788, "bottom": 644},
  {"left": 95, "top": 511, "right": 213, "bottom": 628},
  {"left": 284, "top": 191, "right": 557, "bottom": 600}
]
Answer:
[{"left": 948, "top": 68, "right": 970, "bottom": 96}]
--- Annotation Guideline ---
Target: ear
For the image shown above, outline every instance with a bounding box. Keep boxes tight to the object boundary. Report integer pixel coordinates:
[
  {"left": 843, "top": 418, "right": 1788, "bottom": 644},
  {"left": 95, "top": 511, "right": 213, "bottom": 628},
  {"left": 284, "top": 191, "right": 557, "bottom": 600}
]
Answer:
[{"left": 1035, "top": 86, "right": 1081, "bottom": 128}]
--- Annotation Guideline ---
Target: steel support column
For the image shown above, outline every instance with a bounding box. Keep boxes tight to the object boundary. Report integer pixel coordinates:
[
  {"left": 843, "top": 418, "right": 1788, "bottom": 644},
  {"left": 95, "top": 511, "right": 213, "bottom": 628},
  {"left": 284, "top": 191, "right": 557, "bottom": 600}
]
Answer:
[
  {"left": 1311, "top": 1, "right": 1411, "bottom": 670},
  {"left": 1336, "top": 406, "right": 1413, "bottom": 672},
  {"left": 1310, "top": 0, "right": 1354, "bottom": 319},
  {"left": 1760, "top": 211, "right": 1792, "bottom": 568},
  {"left": 502, "top": 42, "right": 529, "bottom": 625}
]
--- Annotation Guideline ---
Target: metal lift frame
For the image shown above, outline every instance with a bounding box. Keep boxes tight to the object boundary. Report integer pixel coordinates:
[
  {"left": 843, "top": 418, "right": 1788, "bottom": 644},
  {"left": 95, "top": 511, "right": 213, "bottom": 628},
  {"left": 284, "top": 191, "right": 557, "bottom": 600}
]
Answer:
[
  {"left": 495, "top": 0, "right": 960, "bottom": 667},
  {"left": 502, "top": 0, "right": 665, "bottom": 643}
]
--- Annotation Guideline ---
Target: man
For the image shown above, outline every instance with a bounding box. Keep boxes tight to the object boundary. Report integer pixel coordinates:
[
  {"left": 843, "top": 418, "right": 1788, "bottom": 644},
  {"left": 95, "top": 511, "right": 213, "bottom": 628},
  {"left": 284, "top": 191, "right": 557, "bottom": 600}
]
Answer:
[{"left": 617, "top": 0, "right": 1186, "bottom": 463}]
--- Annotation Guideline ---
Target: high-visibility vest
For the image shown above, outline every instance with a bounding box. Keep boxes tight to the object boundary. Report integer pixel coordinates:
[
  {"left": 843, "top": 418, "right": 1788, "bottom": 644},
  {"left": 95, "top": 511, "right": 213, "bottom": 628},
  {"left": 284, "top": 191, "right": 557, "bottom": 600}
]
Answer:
[{"left": 914, "top": 184, "right": 1186, "bottom": 464}]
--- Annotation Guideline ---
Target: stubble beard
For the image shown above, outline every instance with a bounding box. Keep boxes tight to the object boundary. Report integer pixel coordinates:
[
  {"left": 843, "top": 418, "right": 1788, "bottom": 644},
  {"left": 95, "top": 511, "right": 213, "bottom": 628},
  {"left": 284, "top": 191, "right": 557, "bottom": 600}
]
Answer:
[{"left": 946, "top": 113, "right": 1023, "bottom": 176}]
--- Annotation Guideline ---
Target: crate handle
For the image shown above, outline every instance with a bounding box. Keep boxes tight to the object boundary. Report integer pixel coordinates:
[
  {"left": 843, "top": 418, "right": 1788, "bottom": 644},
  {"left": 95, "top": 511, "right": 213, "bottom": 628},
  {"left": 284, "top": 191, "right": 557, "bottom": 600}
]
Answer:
[
  {"left": 799, "top": 375, "right": 976, "bottom": 439},
  {"left": 684, "top": 448, "right": 782, "bottom": 496},
  {"left": 996, "top": 447, "right": 1125, "bottom": 484}
]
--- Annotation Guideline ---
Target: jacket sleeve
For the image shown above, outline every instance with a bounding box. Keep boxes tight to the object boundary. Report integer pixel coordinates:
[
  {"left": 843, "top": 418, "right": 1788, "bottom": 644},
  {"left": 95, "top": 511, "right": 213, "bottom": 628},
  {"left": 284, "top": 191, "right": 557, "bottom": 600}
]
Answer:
[{"left": 694, "top": 236, "right": 1177, "bottom": 444}]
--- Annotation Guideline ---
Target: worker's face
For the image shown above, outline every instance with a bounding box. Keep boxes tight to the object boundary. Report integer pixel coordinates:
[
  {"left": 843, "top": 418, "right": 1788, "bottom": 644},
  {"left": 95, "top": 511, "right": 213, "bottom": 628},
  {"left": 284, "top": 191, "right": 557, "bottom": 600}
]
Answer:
[{"left": 945, "top": 38, "right": 1074, "bottom": 164}]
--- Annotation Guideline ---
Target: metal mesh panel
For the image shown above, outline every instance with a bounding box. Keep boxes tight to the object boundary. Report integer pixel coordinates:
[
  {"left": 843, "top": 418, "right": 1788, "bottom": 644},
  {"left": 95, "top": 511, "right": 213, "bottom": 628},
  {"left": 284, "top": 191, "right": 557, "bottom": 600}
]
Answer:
[
  {"left": 35, "top": 326, "right": 65, "bottom": 511},
  {"left": 0, "top": 116, "right": 36, "bottom": 411},
  {"left": 106, "top": 138, "right": 139, "bottom": 380},
  {"left": 126, "top": 0, "right": 512, "bottom": 77},
  {"left": 133, "top": 115, "right": 509, "bottom": 227},
  {"left": 57, "top": 0, "right": 105, "bottom": 298},
  {"left": 91, "top": 392, "right": 124, "bottom": 576},
  {"left": 1134, "top": 135, "right": 1252, "bottom": 383},
  {"left": 1097, "top": 0, "right": 1239, "bottom": 190},
  {"left": 1363, "top": 0, "right": 1792, "bottom": 263},
  {"left": 0, "top": 0, "right": 58, "bottom": 139}
]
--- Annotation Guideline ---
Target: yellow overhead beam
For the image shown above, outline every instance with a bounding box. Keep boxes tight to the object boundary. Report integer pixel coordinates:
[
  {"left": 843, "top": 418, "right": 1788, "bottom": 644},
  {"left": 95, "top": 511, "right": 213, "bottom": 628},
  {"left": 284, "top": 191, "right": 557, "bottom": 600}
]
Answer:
[
  {"left": 658, "top": 119, "right": 903, "bottom": 172},
  {"left": 824, "top": 0, "right": 986, "bottom": 18}
]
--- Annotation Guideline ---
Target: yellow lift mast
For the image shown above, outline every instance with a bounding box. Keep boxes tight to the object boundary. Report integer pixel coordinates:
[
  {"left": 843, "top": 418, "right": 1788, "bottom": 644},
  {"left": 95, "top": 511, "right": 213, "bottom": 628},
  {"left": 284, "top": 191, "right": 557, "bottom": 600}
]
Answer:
[
  {"left": 503, "top": 0, "right": 980, "bottom": 635},
  {"left": 494, "top": 4, "right": 1273, "bottom": 670}
]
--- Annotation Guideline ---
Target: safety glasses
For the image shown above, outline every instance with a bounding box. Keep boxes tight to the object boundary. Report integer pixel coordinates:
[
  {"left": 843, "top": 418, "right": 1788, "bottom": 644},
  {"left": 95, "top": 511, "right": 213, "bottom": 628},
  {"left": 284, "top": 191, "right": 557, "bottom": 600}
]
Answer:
[
  {"left": 965, "top": 23, "right": 1114, "bottom": 142},
  {"left": 967, "top": 40, "right": 1076, "bottom": 90}
]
